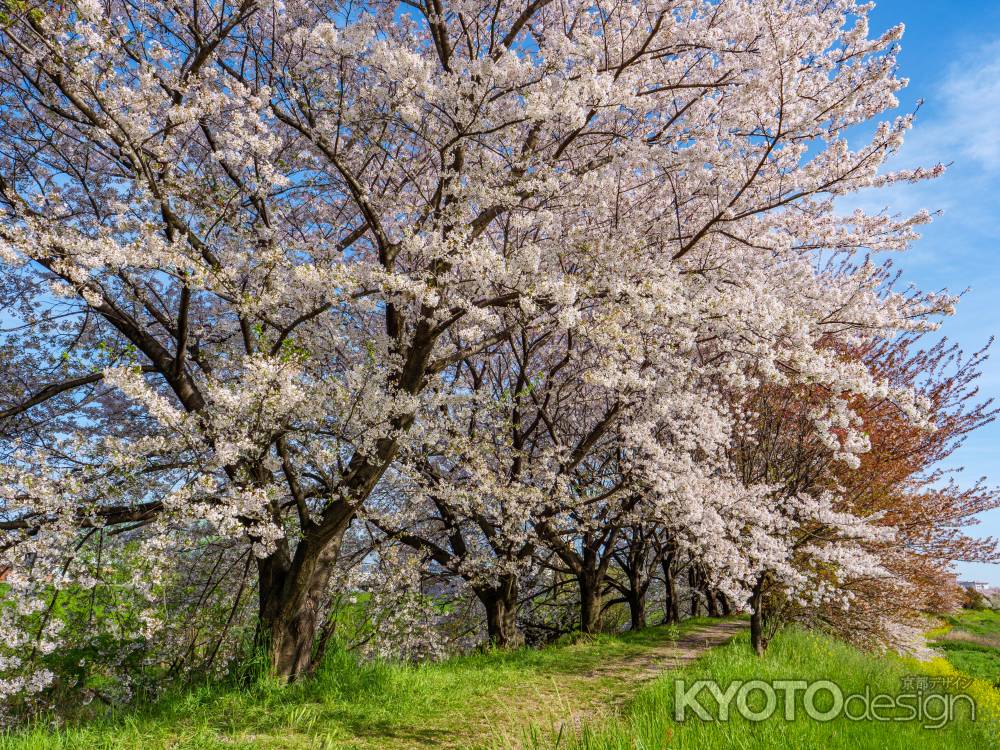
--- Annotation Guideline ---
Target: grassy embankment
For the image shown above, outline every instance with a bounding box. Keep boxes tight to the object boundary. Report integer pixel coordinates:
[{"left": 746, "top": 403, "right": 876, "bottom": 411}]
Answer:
[
  {"left": 929, "top": 608, "right": 1000, "bottom": 688},
  {"left": 540, "top": 625, "right": 1000, "bottom": 750},
  {"left": 4, "top": 613, "right": 1000, "bottom": 750},
  {"left": 0, "top": 619, "right": 719, "bottom": 750}
]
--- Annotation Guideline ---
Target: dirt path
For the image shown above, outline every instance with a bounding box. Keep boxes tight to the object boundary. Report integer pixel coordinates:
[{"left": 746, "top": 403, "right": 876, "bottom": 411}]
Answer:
[
  {"left": 483, "top": 619, "right": 747, "bottom": 749},
  {"left": 584, "top": 619, "right": 747, "bottom": 681}
]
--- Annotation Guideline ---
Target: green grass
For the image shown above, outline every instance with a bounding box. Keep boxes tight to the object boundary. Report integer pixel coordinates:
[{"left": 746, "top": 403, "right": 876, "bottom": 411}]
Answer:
[
  {"left": 931, "top": 609, "right": 1000, "bottom": 688},
  {"left": 7, "top": 617, "right": 997, "bottom": 749},
  {"left": 531, "top": 627, "right": 1000, "bottom": 750},
  {"left": 0, "top": 619, "right": 716, "bottom": 750},
  {"left": 936, "top": 609, "right": 1000, "bottom": 641},
  {"left": 935, "top": 641, "right": 1000, "bottom": 688}
]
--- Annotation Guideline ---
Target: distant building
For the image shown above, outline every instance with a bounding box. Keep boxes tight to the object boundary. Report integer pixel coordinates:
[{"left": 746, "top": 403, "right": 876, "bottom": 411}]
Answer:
[{"left": 959, "top": 580, "right": 991, "bottom": 594}]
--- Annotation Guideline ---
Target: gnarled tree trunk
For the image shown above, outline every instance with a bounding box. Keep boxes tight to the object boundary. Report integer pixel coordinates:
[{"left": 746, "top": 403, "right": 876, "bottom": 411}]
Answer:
[
  {"left": 626, "top": 590, "right": 647, "bottom": 631},
  {"left": 477, "top": 574, "right": 523, "bottom": 648},
  {"left": 578, "top": 569, "right": 603, "bottom": 634},
  {"left": 256, "top": 523, "right": 349, "bottom": 680},
  {"left": 702, "top": 579, "right": 720, "bottom": 618}
]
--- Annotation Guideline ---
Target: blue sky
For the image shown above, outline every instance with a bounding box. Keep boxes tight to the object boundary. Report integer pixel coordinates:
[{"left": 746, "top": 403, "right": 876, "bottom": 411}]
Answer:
[{"left": 859, "top": 1, "right": 1000, "bottom": 583}]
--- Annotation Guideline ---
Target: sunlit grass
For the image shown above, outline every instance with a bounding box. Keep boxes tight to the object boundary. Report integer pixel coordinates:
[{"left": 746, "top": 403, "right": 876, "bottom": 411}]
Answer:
[
  {"left": 525, "top": 626, "right": 1000, "bottom": 750},
  {"left": 8, "top": 618, "right": 994, "bottom": 750},
  {"left": 931, "top": 608, "right": 1000, "bottom": 689},
  {"left": 0, "top": 619, "right": 713, "bottom": 750}
]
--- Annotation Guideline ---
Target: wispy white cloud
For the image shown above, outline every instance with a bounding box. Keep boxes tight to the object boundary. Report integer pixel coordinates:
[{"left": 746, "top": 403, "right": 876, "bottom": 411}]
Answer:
[
  {"left": 838, "top": 37, "right": 1000, "bottom": 254},
  {"left": 903, "top": 39, "right": 1000, "bottom": 173}
]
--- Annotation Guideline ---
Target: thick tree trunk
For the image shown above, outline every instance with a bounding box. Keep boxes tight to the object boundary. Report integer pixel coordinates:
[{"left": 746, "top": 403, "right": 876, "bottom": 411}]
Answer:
[
  {"left": 750, "top": 607, "right": 767, "bottom": 656},
  {"left": 578, "top": 572, "right": 603, "bottom": 634},
  {"left": 749, "top": 577, "right": 769, "bottom": 656},
  {"left": 703, "top": 582, "right": 720, "bottom": 618},
  {"left": 536, "top": 524, "right": 616, "bottom": 636},
  {"left": 716, "top": 591, "right": 732, "bottom": 617},
  {"left": 662, "top": 557, "right": 680, "bottom": 624},
  {"left": 624, "top": 564, "right": 647, "bottom": 631},
  {"left": 266, "top": 598, "right": 322, "bottom": 679},
  {"left": 576, "top": 533, "right": 614, "bottom": 634},
  {"left": 256, "top": 526, "right": 348, "bottom": 680},
  {"left": 484, "top": 596, "right": 520, "bottom": 647},
  {"left": 477, "top": 575, "right": 523, "bottom": 648},
  {"left": 613, "top": 526, "right": 653, "bottom": 632},
  {"left": 626, "top": 591, "right": 647, "bottom": 631},
  {"left": 688, "top": 566, "right": 701, "bottom": 617}
]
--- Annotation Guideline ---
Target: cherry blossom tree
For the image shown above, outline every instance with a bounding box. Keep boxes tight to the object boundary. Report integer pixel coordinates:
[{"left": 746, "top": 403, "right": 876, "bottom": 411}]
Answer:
[
  {"left": 815, "top": 336, "right": 1000, "bottom": 651},
  {"left": 0, "top": 0, "right": 959, "bottom": 710}
]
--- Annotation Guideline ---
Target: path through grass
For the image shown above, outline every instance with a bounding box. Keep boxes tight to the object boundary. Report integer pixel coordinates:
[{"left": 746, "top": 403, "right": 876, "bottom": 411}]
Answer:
[{"left": 537, "top": 626, "right": 1000, "bottom": 750}]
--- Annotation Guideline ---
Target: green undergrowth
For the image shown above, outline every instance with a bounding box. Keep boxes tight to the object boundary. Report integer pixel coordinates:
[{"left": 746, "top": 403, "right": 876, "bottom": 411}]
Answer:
[
  {"left": 10, "top": 616, "right": 994, "bottom": 750},
  {"left": 525, "top": 626, "right": 1000, "bottom": 750},
  {"left": 0, "top": 619, "right": 716, "bottom": 750},
  {"left": 931, "top": 609, "right": 1000, "bottom": 688}
]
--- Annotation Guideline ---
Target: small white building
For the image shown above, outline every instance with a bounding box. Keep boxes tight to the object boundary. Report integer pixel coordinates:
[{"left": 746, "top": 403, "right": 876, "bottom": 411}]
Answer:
[{"left": 958, "top": 580, "right": 991, "bottom": 594}]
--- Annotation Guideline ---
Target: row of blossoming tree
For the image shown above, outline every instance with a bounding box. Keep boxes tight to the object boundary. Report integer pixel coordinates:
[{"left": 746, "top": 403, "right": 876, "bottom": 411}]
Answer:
[{"left": 0, "top": 0, "right": 997, "bottom": 720}]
